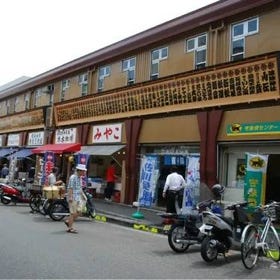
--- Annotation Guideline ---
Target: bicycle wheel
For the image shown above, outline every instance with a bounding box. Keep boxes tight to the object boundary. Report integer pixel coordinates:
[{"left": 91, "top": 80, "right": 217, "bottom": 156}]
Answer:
[
  {"left": 29, "top": 194, "right": 41, "bottom": 212},
  {"left": 264, "top": 226, "right": 280, "bottom": 262},
  {"left": 241, "top": 224, "right": 259, "bottom": 269}
]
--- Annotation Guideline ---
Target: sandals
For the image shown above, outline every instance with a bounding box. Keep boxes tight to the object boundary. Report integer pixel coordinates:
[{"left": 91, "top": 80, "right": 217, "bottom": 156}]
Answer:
[{"left": 67, "top": 228, "right": 78, "bottom": 234}]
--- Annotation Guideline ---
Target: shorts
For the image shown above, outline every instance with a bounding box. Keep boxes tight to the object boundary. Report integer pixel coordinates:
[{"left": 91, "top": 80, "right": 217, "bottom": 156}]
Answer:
[{"left": 68, "top": 201, "right": 82, "bottom": 214}]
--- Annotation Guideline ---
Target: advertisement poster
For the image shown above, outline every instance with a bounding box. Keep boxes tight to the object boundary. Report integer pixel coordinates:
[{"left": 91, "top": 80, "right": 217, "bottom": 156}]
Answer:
[
  {"left": 43, "top": 151, "right": 55, "bottom": 185},
  {"left": 244, "top": 153, "right": 268, "bottom": 211},
  {"left": 138, "top": 155, "right": 159, "bottom": 207},
  {"left": 182, "top": 156, "right": 200, "bottom": 214},
  {"left": 76, "top": 153, "right": 89, "bottom": 187}
]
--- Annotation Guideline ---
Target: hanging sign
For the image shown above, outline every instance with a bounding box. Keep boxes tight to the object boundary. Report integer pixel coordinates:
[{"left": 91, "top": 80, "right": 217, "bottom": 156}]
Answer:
[
  {"left": 7, "top": 134, "right": 20, "bottom": 146},
  {"left": 28, "top": 131, "right": 44, "bottom": 146},
  {"left": 138, "top": 155, "right": 159, "bottom": 207},
  {"left": 244, "top": 153, "right": 268, "bottom": 211},
  {"left": 55, "top": 128, "right": 76, "bottom": 144},
  {"left": 42, "top": 151, "right": 55, "bottom": 185},
  {"left": 182, "top": 156, "right": 200, "bottom": 214}
]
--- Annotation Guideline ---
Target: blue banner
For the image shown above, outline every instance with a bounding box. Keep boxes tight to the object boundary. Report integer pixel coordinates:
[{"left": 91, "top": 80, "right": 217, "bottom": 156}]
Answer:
[{"left": 138, "top": 155, "right": 159, "bottom": 207}]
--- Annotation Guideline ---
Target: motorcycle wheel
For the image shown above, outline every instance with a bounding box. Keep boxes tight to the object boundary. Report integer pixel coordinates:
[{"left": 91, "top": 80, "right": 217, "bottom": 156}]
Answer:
[
  {"left": 49, "top": 201, "right": 69, "bottom": 221},
  {"left": 201, "top": 236, "right": 218, "bottom": 262},
  {"left": 1, "top": 195, "right": 11, "bottom": 205},
  {"left": 168, "top": 224, "right": 190, "bottom": 253},
  {"left": 29, "top": 195, "right": 41, "bottom": 212}
]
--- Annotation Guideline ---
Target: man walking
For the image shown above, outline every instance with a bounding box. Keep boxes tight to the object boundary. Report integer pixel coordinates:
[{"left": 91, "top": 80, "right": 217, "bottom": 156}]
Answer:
[{"left": 64, "top": 164, "right": 87, "bottom": 234}]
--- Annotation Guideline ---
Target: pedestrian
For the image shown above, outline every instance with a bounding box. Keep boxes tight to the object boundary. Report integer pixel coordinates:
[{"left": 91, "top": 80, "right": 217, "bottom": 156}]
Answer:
[
  {"left": 64, "top": 163, "right": 87, "bottom": 234},
  {"left": 162, "top": 166, "right": 187, "bottom": 213},
  {"left": 104, "top": 160, "right": 118, "bottom": 202},
  {"left": 47, "top": 167, "right": 57, "bottom": 186},
  {"left": 1, "top": 163, "right": 9, "bottom": 178}
]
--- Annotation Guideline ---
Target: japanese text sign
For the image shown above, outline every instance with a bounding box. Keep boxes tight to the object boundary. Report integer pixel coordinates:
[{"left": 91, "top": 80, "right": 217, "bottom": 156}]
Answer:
[{"left": 92, "top": 123, "right": 122, "bottom": 143}]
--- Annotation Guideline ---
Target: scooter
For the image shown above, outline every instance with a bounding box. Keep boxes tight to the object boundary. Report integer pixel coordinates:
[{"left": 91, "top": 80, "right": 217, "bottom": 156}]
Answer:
[
  {"left": 0, "top": 179, "right": 30, "bottom": 205},
  {"left": 160, "top": 184, "right": 224, "bottom": 253},
  {"left": 48, "top": 187, "right": 96, "bottom": 221},
  {"left": 199, "top": 200, "right": 249, "bottom": 262}
]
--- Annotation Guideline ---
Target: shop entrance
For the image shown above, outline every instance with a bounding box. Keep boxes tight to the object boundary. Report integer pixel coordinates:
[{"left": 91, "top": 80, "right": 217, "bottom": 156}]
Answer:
[{"left": 266, "top": 154, "right": 280, "bottom": 202}]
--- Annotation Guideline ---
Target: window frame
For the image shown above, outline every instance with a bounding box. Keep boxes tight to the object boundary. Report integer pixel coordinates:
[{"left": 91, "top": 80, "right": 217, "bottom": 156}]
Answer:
[
  {"left": 186, "top": 33, "right": 207, "bottom": 69},
  {"left": 122, "top": 57, "right": 136, "bottom": 85},
  {"left": 150, "top": 47, "right": 168, "bottom": 80},
  {"left": 98, "top": 65, "right": 111, "bottom": 92},
  {"left": 231, "top": 17, "right": 259, "bottom": 61}
]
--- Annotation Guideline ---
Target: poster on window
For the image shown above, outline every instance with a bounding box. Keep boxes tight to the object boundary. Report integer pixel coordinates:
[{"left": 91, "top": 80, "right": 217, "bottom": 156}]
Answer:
[
  {"left": 182, "top": 156, "right": 200, "bottom": 214},
  {"left": 244, "top": 153, "right": 268, "bottom": 211},
  {"left": 138, "top": 155, "right": 159, "bottom": 207}
]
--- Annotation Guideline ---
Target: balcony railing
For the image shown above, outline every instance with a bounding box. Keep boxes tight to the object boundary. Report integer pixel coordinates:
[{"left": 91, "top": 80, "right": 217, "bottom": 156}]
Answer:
[{"left": 55, "top": 53, "right": 279, "bottom": 126}]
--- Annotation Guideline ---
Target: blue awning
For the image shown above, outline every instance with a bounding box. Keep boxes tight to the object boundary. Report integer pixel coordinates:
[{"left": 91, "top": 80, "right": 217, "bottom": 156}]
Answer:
[
  {"left": 8, "top": 148, "right": 33, "bottom": 159},
  {"left": 0, "top": 148, "right": 17, "bottom": 158}
]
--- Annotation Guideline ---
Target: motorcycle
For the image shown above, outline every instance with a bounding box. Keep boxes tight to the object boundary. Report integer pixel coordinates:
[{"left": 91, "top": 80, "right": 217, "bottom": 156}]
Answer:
[
  {"left": 199, "top": 200, "right": 249, "bottom": 262},
  {"left": 160, "top": 184, "right": 225, "bottom": 253},
  {"left": 48, "top": 187, "right": 96, "bottom": 221},
  {"left": 162, "top": 199, "right": 222, "bottom": 253},
  {"left": 0, "top": 179, "right": 31, "bottom": 204}
]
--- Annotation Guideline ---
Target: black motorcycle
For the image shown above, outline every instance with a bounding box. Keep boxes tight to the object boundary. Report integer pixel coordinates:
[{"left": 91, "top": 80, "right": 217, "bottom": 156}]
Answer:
[
  {"left": 161, "top": 199, "right": 222, "bottom": 253},
  {"left": 48, "top": 188, "right": 96, "bottom": 221}
]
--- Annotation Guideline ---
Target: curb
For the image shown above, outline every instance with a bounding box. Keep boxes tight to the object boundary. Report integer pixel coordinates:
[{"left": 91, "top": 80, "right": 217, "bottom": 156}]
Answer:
[{"left": 94, "top": 212, "right": 165, "bottom": 235}]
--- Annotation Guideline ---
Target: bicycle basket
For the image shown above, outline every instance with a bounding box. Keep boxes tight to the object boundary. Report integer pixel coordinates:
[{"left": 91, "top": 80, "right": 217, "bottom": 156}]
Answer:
[{"left": 263, "top": 204, "right": 280, "bottom": 222}]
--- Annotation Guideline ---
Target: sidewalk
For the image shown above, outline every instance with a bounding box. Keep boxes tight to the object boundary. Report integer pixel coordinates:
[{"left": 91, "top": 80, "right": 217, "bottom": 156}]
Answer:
[{"left": 93, "top": 198, "right": 166, "bottom": 235}]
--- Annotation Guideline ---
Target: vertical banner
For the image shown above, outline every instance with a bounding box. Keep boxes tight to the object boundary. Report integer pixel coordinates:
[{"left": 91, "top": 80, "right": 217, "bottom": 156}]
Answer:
[
  {"left": 182, "top": 156, "right": 200, "bottom": 214},
  {"left": 138, "top": 155, "right": 159, "bottom": 207},
  {"left": 244, "top": 153, "right": 268, "bottom": 211},
  {"left": 76, "top": 153, "right": 89, "bottom": 187},
  {"left": 43, "top": 151, "right": 55, "bottom": 185}
]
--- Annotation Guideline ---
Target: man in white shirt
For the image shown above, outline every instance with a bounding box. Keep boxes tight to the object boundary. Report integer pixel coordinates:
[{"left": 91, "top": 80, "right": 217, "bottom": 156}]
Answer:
[{"left": 162, "top": 166, "right": 187, "bottom": 213}]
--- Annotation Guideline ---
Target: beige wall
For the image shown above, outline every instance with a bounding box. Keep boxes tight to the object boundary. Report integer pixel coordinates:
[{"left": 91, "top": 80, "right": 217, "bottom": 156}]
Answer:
[
  {"left": 139, "top": 115, "right": 200, "bottom": 143},
  {"left": 218, "top": 105, "right": 280, "bottom": 141}
]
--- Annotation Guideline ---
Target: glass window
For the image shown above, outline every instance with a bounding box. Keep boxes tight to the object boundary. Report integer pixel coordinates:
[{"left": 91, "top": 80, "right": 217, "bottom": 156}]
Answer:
[
  {"left": 248, "top": 18, "right": 258, "bottom": 33},
  {"left": 186, "top": 34, "right": 207, "bottom": 69},
  {"left": 233, "top": 24, "right": 244, "bottom": 37},
  {"left": 150, "top": 47, "right": 168, "bottom": 79},
  {"left": 122, "top": 57, "right": 136, "bottom": 85},
  {"left": 98, "top": 66, "right": 111, "bottom": 91}
]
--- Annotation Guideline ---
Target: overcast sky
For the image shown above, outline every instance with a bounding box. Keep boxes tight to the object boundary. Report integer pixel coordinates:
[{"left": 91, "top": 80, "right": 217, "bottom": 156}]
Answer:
[{"left": 0, "top": 0, "right": 218, "bottom": 87}]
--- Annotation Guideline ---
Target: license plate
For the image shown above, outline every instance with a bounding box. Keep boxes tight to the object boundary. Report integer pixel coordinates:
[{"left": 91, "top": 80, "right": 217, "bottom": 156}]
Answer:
[{"left": 163, "top": 224, "right": 172, "bottom": 231}]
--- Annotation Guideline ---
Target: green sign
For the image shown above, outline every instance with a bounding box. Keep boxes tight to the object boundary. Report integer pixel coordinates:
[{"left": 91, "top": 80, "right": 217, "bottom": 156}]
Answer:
[{"left": 227, "top": 121, "right": 280, "bottom": 136}]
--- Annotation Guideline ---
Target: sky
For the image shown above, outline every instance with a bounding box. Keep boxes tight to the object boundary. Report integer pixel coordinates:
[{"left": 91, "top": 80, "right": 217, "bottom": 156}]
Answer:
[{"left": 0, "top": 0, "right": 218, "bottom": 87}]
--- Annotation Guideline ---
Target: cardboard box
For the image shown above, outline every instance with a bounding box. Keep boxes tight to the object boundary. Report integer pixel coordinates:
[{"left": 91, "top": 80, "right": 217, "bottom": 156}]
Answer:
[{"left": 43, "top": 186, "right": 60, "bottom": 199}]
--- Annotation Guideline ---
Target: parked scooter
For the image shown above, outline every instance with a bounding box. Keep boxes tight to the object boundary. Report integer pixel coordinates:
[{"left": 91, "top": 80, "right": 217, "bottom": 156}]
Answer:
[
  {"left": 160, "top": 184, "right": 224, "bottom": 253},
  {"left": 48, "top": 187, "right": 96, "bottom": 221},
  {"left": 0, "top": 179, "right": 30, "bottom": 205},
  {"left": 199, "top": 198, "right": 249, "bottom": 262}
]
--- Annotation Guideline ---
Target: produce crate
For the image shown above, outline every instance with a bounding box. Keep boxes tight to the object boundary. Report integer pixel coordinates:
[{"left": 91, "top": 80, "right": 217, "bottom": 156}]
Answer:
[{"left": 42, "top": 185, "right": 63, "bottom": 199}]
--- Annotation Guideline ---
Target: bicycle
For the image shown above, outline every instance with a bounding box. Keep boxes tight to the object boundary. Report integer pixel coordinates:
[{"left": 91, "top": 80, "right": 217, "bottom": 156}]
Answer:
[{"left": 240, "top": 201, "right": 280, "bottom": 269}]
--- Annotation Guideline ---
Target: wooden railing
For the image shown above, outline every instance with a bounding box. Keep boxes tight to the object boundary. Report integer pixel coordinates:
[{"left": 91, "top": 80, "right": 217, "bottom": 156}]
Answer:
[{"left": 55, "top": 54, "right": 280, "bottom": 126}]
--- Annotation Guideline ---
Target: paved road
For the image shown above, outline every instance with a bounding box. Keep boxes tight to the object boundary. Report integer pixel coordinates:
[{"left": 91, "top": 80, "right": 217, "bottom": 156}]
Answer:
[{"left": 0, "top": 204, "right": 280, "bottom": 279}]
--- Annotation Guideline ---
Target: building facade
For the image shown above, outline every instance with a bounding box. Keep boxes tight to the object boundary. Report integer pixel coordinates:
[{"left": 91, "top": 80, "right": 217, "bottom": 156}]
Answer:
[{"left": 0, "top": 0, "right": 279, "bottom": 206}]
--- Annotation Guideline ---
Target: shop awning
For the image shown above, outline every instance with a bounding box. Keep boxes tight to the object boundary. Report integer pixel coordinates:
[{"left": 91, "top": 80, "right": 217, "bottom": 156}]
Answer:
[
  {"left": 32, "top": 143, "right": 81, "bottom": 154},
  {"left": 0, "top": 148, "right": 17, "bottom": 158},
  {"left": 76, "top": 145, "right": 125, "bottom": 156},
  {"left": 8, "top": 148, "right": 33, "bottom": 159}
]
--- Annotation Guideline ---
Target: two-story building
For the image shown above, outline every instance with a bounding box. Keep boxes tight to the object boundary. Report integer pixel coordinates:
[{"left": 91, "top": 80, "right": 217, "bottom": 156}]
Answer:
[{"left": 0, "top": 0, "right": 280, "bottom": 207}]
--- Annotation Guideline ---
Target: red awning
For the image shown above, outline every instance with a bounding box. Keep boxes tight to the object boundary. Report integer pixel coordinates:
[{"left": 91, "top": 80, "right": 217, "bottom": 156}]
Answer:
[{"left": 32, "top": 143, "right": 81, "bottom": 154}]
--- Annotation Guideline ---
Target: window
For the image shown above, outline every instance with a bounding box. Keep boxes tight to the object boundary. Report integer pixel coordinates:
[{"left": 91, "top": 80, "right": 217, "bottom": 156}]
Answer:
[
  {"left": 24, "top": 94, "right": 30, "bottom": 110},
  {"left": 78, "top": 73, "right": 88, "bottom": 96},
  {"left": 231, "top": 17, "right": 259, "bottom": 61},
  {"left": 150, "top": 47, "right": 168, "bottom": 80},
  {"left": 61, "top": 79, "right": 70, "bottom": 101},
  {"left": 98, "top": 66, "right": 110, "bottom": 92},
  {"left": 186, "top": 33, "right": 207, "bottom": 69},
  {"left": 122, "top": 57, "right": 136, "bottom": 85}
]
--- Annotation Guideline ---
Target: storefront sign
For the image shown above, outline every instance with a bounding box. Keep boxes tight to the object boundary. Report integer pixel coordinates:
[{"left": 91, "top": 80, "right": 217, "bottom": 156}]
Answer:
[
  {"left": 227, "top": 121, "right": 280, "bottom": 136},
  {"left": 55, "top": 55, "right": 279, "bottom": 125},
  {"left": 7, "top": 134, "right": 20, "bottom": 146},
  {"left": 92, "top": 123, "right": 122, "bottom": 143},
  {"left": 55, "top": 128, "right": 76, "bottom": 144},
  {"left": 138, "top": 155, "right": 159, "bottom": 207},
  {"left": 244, "top": 153, "right": 268, "bottom": 211},
  {"left": 28, "top": 131, "right": 44, "bottom": 146}
]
